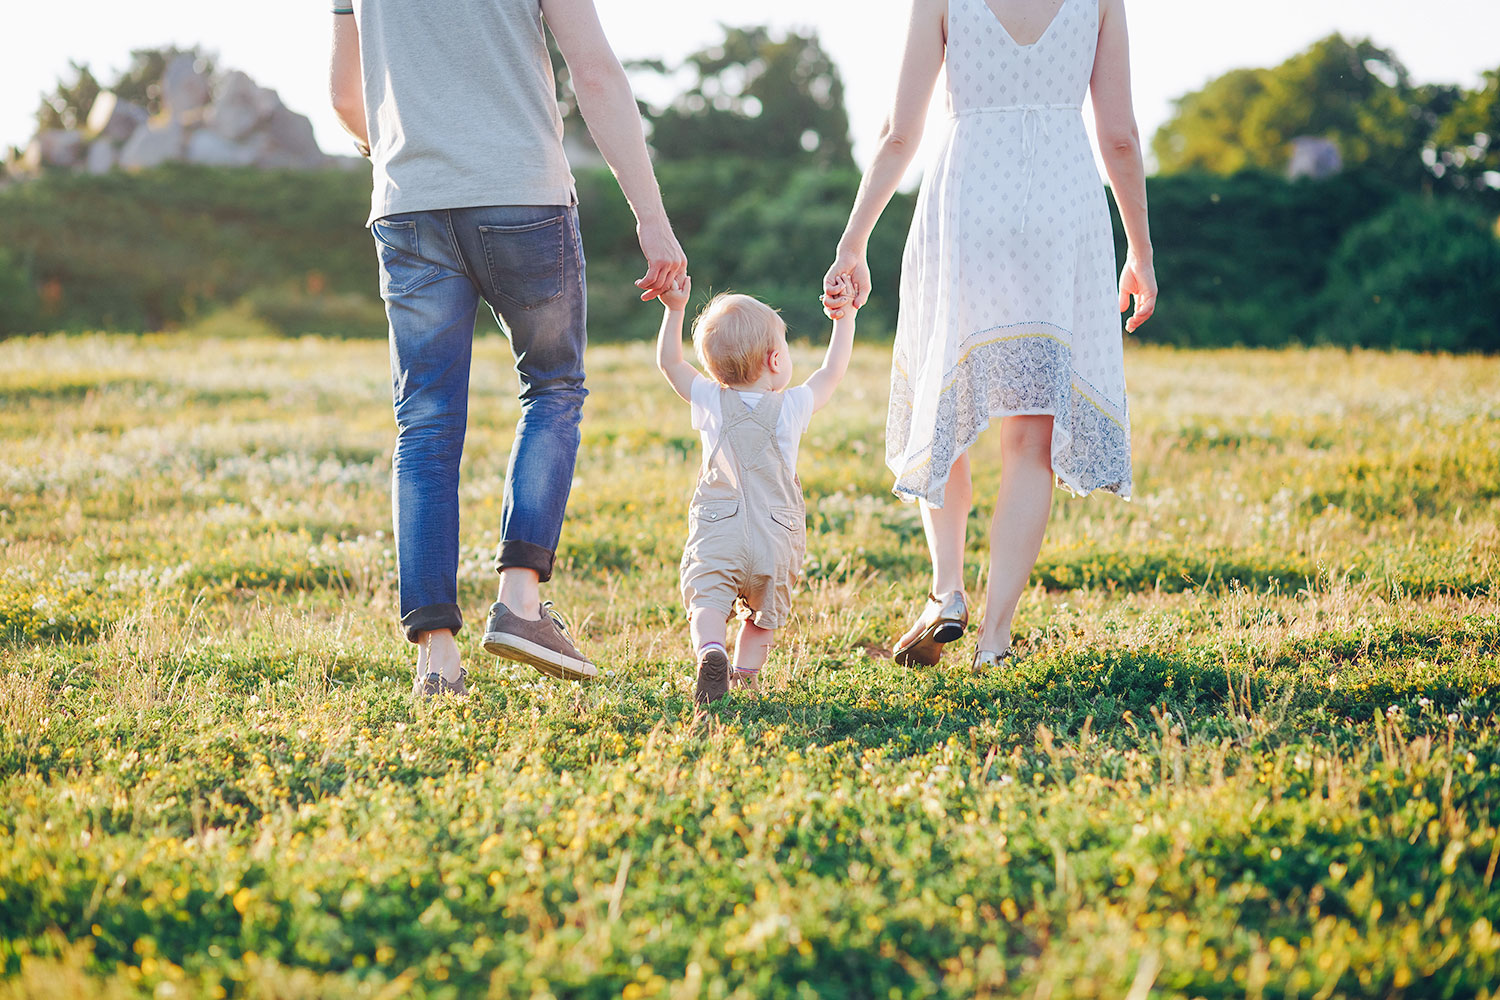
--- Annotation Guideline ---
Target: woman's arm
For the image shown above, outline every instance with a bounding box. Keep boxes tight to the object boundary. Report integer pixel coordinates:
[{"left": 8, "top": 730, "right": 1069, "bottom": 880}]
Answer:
[
  {"left": 541, "top": 0, "right": 687, "bottom": 301},
  {"left": 823, "top": 0, "right": 948, "bottom": 317},
  {"left": 1090, "top": 0, "right": 1156, "bottom": 331},
  {"left": 328, "top": 13, "right": 369, "bottom": 153}
]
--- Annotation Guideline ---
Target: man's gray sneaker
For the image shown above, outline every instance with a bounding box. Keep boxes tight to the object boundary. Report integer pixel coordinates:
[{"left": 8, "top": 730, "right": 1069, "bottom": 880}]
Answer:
[
  {"left": 413, "top": 669, "right": 468, "bottom": 700},
  {"left": 694, "top": 647, "right": 730, "bottom": 706},
  {"left": 482, "top": 601, "right": 598, "bottom": 681}
]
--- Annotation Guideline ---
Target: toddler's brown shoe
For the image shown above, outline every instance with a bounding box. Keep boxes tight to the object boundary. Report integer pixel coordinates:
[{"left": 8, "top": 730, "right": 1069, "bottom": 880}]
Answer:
[{"left": 694, "top": 647, "right": 730, "bottom": 706}]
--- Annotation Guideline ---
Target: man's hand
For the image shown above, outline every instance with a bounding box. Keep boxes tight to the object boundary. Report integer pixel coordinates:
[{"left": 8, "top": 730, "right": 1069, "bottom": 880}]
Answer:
[
  {"left": 659, "top": 274, "right": 691, "bottom": 313},
  {"left": 634, "top": 217, "right": 688, "bottom": 302}
]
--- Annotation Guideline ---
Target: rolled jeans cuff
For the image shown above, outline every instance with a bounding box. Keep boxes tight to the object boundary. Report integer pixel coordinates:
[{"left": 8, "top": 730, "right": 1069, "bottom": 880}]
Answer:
[
  {"left": 496, "top": 540, "right": 556, "bottom": 583},
  {"left": 402, "top": 603, "right": 464, "bottom": 643}
]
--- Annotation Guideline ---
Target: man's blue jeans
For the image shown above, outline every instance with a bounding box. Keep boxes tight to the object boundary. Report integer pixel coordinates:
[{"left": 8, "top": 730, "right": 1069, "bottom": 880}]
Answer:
[{"left": 373, "top": 205, "right": 587, "bottom": 641}]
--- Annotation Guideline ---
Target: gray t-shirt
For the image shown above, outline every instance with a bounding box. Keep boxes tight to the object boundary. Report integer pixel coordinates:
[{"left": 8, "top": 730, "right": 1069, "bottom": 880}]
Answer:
[{"left": 338, "top": 0, "right": 578, "bottom": 226}]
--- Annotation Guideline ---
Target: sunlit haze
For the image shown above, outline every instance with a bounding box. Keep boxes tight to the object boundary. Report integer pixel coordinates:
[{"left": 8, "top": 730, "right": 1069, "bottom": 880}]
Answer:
[{"left": 5, "top": 0, "right": 1498, "bottom": 181}]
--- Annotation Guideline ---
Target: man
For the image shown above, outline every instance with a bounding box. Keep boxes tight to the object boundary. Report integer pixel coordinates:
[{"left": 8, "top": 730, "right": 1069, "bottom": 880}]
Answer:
[{"left": 329, "top": 0, "right": 687, "bottom": 696}]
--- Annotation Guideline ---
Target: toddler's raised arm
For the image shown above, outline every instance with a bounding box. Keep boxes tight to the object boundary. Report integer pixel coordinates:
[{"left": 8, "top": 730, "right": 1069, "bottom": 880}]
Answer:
[
  {"left": 802, "top": 275, "right": 858, "bottom": 411},
  {"left": 656, "top": 275, "right": 698, "bottom": 402}
]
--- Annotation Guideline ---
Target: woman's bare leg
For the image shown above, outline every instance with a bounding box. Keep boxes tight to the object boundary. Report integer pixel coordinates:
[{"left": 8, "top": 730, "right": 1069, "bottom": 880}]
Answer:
[
  {"left": 978, "top": 415, "right": 1055, "bottom": 652},
  {"left": 921, "top": 451, "right": 973, "bottom": 595}
]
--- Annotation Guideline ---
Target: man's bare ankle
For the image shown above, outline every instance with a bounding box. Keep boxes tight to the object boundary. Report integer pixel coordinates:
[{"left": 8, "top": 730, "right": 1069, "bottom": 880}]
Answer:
[
  {"left": 415, "top": 629, "right": 463, "bottom": 681},
  {"left": 497, "top": 568, "right": 541, "bottom": 620},
  {"left": 498, "top": 598, "right": 541, "bottom": 620}
]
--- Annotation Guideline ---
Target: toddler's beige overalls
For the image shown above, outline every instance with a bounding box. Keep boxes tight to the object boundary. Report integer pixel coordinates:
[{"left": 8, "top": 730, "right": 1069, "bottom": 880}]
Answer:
[{"left": 679, "top": 387, "right": 807, "bottom": 630}]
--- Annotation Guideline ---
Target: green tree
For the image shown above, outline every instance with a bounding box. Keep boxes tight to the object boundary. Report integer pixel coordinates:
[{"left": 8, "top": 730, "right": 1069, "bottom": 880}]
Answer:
[
  {"left": 1154, "top": 35, "right": 1445, "bottom": 186},
  {"left": 638, "top": 26, "right": 853, "bottom": 169},
  {"left": 111, "top": 46, "right": 218, "bottom": 116},
  {"left": 1151, "top": 68, "right": 1268, "bottom": 175},
  {"left": 1317, "top": 196, "right": 1500, "bottom": 352},
  {"left": 1430, "top": 67, "right": 1500, "bottom": 202},
  {"left": 31, "top": 47, "right": 218, "bottom": 137},
  {"left": 34, "top": 61, "right": 102, "bottom": 132}
]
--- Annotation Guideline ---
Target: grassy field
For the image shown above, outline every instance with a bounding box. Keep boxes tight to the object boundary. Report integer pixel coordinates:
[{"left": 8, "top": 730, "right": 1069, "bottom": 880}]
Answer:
[{"left": 0, "top": 333, "right": 1497, "bottom": 999}]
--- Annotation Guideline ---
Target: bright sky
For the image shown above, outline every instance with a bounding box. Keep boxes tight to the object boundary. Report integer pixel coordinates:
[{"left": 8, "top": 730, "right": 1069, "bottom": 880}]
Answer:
[{"left": 4, "top": 0, "right": 1497, "bottom": 178}]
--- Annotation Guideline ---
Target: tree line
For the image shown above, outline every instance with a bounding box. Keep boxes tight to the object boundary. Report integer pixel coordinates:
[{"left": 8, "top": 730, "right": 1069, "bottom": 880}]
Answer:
[{"left": 1, "top": 29, "right": 1497, "bottom": 350}]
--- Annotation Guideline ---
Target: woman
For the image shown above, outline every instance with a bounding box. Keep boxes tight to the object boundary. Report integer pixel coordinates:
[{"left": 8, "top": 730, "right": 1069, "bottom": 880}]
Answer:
[{"left": 823, "top": 0, "right": 1156, "bottom": 668}]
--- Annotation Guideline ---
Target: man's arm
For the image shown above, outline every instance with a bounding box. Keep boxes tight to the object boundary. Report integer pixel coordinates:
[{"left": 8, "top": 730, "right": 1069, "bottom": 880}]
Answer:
[
  {"left": 540, "top": 0, "right": 686, "bottom": 301},
  {"left": 329, "top": 12, "right": 369, "bottom": 154}
]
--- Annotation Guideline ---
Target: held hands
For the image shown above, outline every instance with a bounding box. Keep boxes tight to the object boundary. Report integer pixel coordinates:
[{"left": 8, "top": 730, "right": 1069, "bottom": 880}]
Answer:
[
  {"left": 820, "top": 250, "right": 872, "bottom": 320},
  {"left": 822, "top": 274, "right": 857, "bottom": 319},
  {"left": 1118, "top": 254, "right": 1157, "bottom": 333},
  {"left": 658, "top": 273, "right": 692, "bottom": 313},
  {"left": 635, "top": 216, "right": 688, "bottom": 303}
]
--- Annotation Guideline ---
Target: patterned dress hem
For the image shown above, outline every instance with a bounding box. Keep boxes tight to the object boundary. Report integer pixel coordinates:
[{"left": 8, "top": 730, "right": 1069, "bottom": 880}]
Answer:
[{"left": 886, "top": 328, "right": 1133, "bottom": 507}]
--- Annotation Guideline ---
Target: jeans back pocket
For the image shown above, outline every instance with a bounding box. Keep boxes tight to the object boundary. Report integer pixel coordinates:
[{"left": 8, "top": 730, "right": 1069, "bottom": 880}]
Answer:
[
  {"left": 479, "top": 215, "right": 567, "bottom": 311},
  {"left": 373, "top": 219, "right": 440, "bottom": 295}
]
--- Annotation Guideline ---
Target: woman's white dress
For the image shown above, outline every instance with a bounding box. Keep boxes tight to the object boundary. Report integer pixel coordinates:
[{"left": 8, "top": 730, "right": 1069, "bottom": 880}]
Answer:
[{"left": 888, "top": 0, "right": 1131, "bottom": 505}]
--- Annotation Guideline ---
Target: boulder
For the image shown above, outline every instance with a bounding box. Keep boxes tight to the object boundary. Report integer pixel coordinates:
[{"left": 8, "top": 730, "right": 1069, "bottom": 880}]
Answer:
[
  {"left": 84, "top": 139, "right": 116, "bottom": 175},
  {"left": 253, "top": 105, "right": 327, "bottom": 168},
  {"left": 29, "top": 130, "right": 87, "bottom": 169},
  {"left": 119, "top": 119, "right": 184, "bottom": 171},
  {"left": 18, "top": 139, "right": 42, "bottom": 174},
  {"left": 184, "top": 128, "right": 258, "bottom": 167},
  {"left": 161, "top": 53, "right": 212, "bottom": 116},
  {"left": 208, "top": 71, "right": 277, "bottom": 141},
  {"left": 1288, "top": 136, "right": 1342, "bottom": 180},
  {"left": 86, "top": 92, "right": 149, "bottom": 142}
]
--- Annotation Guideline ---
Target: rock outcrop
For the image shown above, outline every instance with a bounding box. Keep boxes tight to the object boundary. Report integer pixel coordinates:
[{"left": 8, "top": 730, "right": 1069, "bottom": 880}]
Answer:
[
  {"left": 9, "top": 53, "right": 357, "bottom": 180},
  {"left": 1287, "top": 137, "right": 1342, "bottom": 181}
]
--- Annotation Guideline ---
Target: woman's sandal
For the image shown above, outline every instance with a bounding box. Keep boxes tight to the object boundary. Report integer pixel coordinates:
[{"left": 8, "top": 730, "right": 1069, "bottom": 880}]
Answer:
[{"left": 893, "top": 590, "right": 969, "bottom": 667}]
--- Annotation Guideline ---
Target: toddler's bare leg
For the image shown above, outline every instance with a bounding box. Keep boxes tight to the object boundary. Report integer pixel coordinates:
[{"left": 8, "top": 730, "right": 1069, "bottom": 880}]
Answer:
[
  {"left": 689, "top": 608, "right": 729, "bottom": 653},
  {"left": 732, "top": 621, "right": 775, "bottom": 690},
  {"left": 689, "top": 608, "right": 733, "bottom": 705}
]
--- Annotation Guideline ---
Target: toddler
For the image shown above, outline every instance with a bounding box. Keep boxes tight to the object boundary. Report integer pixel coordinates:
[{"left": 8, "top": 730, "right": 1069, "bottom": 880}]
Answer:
[{"left": 656, "top": 275, "right": 858, "bottom": 705}]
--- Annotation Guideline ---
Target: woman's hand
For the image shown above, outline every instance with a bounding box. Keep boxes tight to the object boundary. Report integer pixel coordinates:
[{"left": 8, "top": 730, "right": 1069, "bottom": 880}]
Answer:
[
  {"left": 1118, "top": 253, "right": 1156, "bottom": 333},
  {"left": 821, "top": 250, "right": 871, "bottom": 319}
]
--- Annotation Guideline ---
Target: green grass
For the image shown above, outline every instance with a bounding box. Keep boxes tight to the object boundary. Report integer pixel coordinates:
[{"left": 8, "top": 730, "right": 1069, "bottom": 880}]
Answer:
[{"left": 1, "top": 334, "right": 1498, "bottom": 999}]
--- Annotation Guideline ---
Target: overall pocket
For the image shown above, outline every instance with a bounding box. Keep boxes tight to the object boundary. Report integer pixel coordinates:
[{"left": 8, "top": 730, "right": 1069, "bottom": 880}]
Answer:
[
  {"left": 479, "top": 215, "right": 567, "bottom": 310},
  {"left": 768, "top": 507, "right": 804, "bottom": 532},
  {"left": 372, "top": 219, "right": 440, "bottom": 295},
  {"left": 689, "top": 500, "right": 740, "bottom": 526}
]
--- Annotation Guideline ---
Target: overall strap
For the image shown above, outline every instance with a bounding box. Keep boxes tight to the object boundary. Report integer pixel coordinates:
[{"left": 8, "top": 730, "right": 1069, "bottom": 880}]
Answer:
[{"left": 721, "top": 389, "right": 783, "bottom": 452}]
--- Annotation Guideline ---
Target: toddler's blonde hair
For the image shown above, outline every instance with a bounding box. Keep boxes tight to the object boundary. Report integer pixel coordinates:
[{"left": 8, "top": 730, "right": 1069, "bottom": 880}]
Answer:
[{"left": 692, "top": 293, "right": 785, "bottom": 387}]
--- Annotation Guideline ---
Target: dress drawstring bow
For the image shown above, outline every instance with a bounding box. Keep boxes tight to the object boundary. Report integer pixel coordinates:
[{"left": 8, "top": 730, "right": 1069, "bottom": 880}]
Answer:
[{"left": 951, "top": 103, "right": 1078, "bottom": 233}]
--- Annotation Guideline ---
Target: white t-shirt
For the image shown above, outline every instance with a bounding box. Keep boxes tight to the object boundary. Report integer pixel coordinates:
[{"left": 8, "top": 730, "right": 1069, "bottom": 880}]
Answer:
[{"left": 689, "top": 376, "right": 816, "bottom": 472}]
